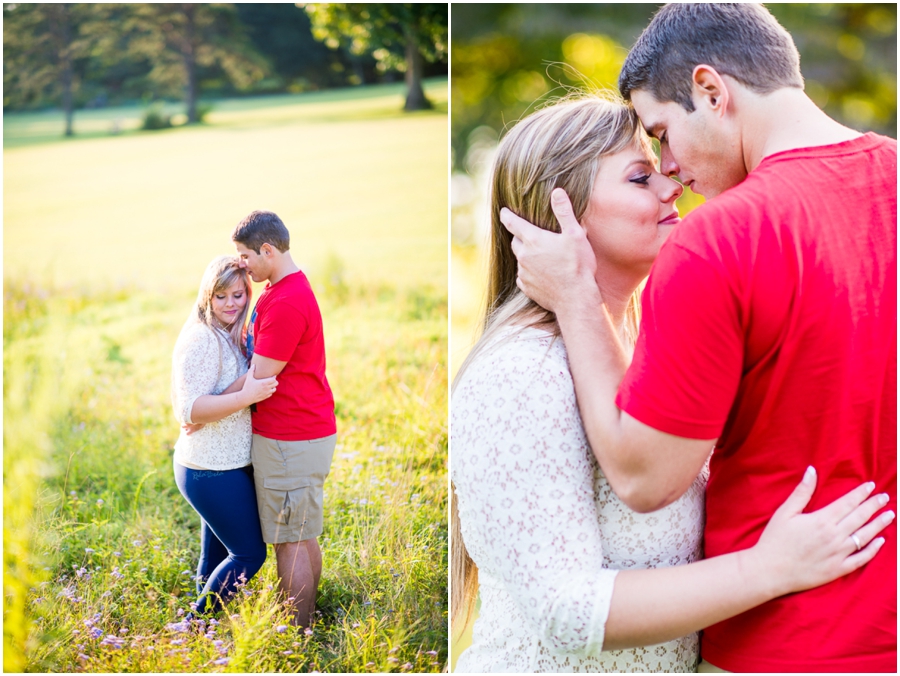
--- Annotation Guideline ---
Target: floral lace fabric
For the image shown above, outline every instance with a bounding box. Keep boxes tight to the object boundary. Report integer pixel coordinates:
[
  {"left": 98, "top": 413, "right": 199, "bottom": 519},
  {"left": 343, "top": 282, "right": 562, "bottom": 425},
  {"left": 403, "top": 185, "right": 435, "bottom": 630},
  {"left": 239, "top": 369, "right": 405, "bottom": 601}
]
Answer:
[
  {"left": 452, "top": 327, "right": 707, "bottom": 673},
  {"left": 171, "top": 321, "right": 251, "bottom": 470}
]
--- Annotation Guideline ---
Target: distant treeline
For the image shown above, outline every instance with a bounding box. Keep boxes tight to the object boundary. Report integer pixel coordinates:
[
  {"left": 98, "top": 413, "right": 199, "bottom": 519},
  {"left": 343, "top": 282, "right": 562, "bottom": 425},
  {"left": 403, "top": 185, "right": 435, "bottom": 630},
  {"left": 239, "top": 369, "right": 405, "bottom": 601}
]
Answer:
[
  {"left": 3, "top": 3, "right": 448, "bottom": 131},
  {"left": 451, "top": 3, "right": 897, "bottom": 172}
]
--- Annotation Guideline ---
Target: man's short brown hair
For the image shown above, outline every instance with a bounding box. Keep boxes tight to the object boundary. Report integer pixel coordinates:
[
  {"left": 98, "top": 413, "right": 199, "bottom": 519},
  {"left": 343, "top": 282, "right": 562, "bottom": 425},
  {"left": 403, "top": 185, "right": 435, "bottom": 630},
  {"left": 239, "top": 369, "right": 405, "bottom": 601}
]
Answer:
[
  {"left": 619, "top": 4, "right": 803, "bottom": 111},
  {"left": 232, "top": 210, "right": 290, "bottom": 253}
]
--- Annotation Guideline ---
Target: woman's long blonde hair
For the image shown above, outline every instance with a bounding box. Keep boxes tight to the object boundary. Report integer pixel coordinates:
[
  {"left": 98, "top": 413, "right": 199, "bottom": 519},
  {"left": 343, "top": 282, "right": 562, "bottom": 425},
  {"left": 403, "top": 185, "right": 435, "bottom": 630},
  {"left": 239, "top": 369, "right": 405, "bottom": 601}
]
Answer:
[
  {"left": 451, "top": 93, "right": 648, "bottom": 631},
  {"left": 193, "top": 255, "right": 252, "bottom": 349}
]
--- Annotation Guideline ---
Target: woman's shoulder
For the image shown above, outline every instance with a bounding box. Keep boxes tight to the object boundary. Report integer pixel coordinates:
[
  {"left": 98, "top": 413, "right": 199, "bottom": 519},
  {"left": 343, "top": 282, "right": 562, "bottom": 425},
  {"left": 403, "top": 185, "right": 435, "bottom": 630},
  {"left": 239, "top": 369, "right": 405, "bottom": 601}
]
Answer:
[
  {"left": 453, "top": 326, "right": 574, "bottom": 421},
  {"left": 458, "top": 326, "right": 569, "bottom": 385},
  {"left": 173, "top": 320, "right": 219, "bottom": 358}
]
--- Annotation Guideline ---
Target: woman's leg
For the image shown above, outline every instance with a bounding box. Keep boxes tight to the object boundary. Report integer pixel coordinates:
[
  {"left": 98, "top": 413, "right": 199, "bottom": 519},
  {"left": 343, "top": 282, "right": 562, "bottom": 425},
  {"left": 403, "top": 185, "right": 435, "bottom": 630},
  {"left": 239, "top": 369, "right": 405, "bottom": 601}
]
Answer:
[
  {"left": 174, "top": 463, "right": 267, "bottom": 613},
  {"left": 197, "top": 519, "right": 230, "bottom": 595}
]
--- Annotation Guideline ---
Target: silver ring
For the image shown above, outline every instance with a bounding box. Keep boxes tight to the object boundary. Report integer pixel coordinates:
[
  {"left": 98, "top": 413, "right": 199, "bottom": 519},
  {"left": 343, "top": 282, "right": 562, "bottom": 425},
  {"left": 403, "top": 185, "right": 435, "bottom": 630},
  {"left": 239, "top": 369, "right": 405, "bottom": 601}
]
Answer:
[{"left": 851, "top": 533, "right": 862, "bottom": 551}]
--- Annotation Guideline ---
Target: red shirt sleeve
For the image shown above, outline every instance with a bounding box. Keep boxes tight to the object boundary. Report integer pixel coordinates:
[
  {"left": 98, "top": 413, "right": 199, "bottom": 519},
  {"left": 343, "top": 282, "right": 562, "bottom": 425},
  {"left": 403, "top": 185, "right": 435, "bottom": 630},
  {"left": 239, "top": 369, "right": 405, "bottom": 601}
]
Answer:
[
  {"left": 254, "top": 300, "right": 308, "bottom": 362},
  {"left": 616, "top": 241, "right": 743, "bottom": 439}
]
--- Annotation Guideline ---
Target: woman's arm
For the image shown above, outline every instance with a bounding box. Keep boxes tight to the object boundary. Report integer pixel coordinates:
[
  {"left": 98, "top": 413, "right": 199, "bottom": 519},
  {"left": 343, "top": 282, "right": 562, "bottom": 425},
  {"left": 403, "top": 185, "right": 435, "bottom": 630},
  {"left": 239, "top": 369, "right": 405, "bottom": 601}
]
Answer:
[
  {"left": 602, "top": 468, "right": 891, "bottom": 650},
  {"left": 452, "top": 335, "right": 620, "bottom": 653},
  {"left": 189, "top": 363, "right": 277, "bottom": 424},
  {"left": 218, "top": 355, "right": 287, "bottom": 396},
  {"left": 453, "top": 335, "right": 893, "bottom": 655}
]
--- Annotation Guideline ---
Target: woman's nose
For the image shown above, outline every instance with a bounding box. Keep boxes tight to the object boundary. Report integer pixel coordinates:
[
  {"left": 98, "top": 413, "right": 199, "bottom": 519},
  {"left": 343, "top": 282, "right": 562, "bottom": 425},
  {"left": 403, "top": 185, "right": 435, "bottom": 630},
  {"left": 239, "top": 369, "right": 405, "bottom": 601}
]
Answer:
[{"left": 666, "top": 178, "right": 684, "bottom": 202}]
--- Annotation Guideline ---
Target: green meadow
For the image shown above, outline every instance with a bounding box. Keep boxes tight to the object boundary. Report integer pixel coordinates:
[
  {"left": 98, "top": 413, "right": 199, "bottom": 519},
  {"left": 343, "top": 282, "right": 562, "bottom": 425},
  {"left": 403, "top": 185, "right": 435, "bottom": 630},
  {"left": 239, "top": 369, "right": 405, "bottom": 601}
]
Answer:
[{"left": 4, "top": 80, "right": 449, "bottom": 673}]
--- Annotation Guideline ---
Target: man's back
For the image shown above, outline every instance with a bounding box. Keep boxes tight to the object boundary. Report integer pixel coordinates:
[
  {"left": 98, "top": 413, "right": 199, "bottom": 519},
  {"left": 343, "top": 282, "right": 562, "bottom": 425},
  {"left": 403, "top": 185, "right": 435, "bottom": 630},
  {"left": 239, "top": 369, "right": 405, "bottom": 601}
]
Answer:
[{"left": 618, "top": 132, "right": 897, "bottom": 671}]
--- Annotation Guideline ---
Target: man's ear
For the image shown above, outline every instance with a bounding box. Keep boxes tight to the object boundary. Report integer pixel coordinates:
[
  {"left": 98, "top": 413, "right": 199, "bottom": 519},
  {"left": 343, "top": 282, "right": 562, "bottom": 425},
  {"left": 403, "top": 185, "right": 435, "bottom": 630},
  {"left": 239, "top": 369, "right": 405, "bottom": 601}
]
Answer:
[
  {"left": 691, "top": 65, "right": 730, "bottom": 116},
  {"left": 260, "top": 242, "right": 273, "bottom": 257}
]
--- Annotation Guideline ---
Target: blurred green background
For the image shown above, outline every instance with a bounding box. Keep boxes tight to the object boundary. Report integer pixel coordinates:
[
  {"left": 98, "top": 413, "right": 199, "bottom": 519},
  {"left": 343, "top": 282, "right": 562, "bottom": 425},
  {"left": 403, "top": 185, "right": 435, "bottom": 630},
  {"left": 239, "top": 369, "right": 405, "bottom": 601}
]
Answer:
[
  {"left": 449, "top": 3, "right": 897, "bottom": 669},
  {"left": 450, "top": 2, "right": 897, "bottom": 381}
]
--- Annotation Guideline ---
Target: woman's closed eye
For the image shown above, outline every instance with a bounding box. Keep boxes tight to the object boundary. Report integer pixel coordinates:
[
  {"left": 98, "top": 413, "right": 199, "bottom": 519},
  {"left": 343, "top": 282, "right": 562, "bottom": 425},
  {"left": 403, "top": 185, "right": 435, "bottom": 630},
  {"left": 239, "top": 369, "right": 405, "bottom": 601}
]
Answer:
[{"left": 630, "top": 174, "right": 651, "bottom": 185}]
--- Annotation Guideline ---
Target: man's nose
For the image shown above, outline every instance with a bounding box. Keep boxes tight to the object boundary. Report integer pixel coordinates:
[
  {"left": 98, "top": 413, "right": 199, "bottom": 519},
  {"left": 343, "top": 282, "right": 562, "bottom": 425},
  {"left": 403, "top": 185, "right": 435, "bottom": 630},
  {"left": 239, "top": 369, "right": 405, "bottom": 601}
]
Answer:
[{"left": 660, "top": 147, "right": 680, "bottom": 179}]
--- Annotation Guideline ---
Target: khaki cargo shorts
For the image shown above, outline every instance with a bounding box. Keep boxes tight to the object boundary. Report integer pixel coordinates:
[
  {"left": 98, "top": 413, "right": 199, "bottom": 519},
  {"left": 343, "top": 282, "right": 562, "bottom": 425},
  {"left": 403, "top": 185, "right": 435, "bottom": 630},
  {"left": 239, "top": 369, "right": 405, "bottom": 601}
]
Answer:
[{"left": 250, "top": 433, "right": 336, "bottom": 544}]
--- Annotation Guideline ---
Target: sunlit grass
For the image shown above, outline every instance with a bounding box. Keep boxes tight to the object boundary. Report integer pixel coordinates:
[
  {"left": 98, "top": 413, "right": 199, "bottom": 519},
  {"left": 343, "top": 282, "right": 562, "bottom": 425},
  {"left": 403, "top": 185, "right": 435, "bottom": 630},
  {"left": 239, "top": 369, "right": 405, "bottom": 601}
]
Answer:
[
  {"left": 5, "top": 280, "right": 448, "bottom": 672},
  {"left": 4, "top": 79, "right": 448, "bottom": 293},
  {"left": 4, "top": 82, "right": 448, "bottom": 672}
]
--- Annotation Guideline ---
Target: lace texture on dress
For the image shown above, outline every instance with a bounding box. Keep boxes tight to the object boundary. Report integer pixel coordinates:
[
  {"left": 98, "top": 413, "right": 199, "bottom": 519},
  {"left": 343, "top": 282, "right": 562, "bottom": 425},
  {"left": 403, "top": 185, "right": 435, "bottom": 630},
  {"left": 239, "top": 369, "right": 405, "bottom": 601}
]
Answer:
[
  {"left": 452, "top": 327, "right": 707, "bottom": 673},
  {"left": 171, "top": 321, "right": 252, "bottom": 470}
]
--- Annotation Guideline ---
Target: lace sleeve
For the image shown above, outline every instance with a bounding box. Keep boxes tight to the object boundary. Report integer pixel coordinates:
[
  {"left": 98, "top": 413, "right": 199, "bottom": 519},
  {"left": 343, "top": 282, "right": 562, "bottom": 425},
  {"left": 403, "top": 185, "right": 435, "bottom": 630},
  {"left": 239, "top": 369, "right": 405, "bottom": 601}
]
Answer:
[
  {"left": 171, "top": 323, "right": 220, "bottom": 425},
  {"left": 452, "top": 332, "right": 620, "bottom": 654}
]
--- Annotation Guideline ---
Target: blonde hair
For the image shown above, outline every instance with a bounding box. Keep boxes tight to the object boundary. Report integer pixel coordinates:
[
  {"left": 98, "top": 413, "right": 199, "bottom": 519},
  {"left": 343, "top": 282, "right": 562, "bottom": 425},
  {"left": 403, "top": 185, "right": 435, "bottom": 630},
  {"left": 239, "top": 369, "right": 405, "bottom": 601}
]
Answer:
[
  {"left": 451, "top": 93, "right": 648, "bottom": 630},
  {"left": 193, "top": 255, "right": 252, "bottom": 349}
]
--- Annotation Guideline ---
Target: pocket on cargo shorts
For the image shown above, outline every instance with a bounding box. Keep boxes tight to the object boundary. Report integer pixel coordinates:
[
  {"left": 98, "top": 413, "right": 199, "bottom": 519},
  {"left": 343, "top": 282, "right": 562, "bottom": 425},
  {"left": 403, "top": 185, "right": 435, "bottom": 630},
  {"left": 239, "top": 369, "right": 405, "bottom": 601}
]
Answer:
[{"left": 263, "top": 475, "right": 313, "bottom": 526}]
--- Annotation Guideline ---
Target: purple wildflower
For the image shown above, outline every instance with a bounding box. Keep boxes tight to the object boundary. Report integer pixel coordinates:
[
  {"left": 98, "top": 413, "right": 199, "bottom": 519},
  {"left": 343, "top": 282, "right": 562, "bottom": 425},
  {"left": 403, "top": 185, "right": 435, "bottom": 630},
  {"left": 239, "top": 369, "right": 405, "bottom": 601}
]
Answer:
[
  {"left": 100, "top": 635, "right": 125, "bottom": 649},
  {"left": 214, "top": 658, "right": 229, "bottom": 666},
  {"left": 304, "top": 627, "right": 312, "bottom": 636},
  {"left": 276, "top": 625, "right": 288, "bottom": 634}
]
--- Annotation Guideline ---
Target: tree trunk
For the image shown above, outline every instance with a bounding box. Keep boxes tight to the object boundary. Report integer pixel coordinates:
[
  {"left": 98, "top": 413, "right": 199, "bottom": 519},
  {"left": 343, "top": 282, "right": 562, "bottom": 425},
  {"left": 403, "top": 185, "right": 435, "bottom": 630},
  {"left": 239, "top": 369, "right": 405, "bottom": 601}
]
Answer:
[
  {"left": 403, "top": 31, "right": 431, "bottom": 111},
  {"left": 51, "top": 4, "right": 76, "bottom": 136},
  {"left": 182, "top": 4, "right": 199, "bottom": 123}
]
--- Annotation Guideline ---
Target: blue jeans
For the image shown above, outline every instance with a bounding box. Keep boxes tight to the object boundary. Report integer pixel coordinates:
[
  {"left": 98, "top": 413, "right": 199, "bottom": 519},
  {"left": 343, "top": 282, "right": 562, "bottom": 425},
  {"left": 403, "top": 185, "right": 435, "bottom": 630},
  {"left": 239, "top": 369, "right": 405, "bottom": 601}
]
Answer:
[{"left": 173, "top": 461, "right": 267, "bottom": 613}]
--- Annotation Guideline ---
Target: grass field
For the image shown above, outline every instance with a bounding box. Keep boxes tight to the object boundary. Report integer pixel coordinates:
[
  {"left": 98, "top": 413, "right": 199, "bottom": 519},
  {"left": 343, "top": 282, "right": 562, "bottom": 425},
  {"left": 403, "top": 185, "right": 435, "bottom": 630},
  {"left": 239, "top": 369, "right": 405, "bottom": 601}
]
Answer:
[
  {"left": 4, "top": 80, "right": 447, "bottom": 293},
  {"left": 4, "top": 80, "right": 449, "bottom": 673}
]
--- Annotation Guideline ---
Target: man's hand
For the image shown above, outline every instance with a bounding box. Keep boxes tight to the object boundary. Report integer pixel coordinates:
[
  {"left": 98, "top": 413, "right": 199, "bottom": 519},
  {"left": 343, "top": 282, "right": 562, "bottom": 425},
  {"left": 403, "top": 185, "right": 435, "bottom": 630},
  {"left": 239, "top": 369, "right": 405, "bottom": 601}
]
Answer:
[
  {"left": 500, "top": 188, "right": 598, "bottom": 313},
  {"left": 183, "top": 423, "right": 205, "bottom": 436}
]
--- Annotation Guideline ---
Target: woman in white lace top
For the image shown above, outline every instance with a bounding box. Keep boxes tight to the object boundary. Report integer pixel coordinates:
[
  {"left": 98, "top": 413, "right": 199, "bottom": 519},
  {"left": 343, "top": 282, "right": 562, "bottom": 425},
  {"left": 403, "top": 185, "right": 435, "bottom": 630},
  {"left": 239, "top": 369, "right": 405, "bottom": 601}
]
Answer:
[
  {"left": 450, "top": 96, "right": 890, "bottom": 672},
  {"left": 171, "top": 256, "right": 277, "bottom": 614}
]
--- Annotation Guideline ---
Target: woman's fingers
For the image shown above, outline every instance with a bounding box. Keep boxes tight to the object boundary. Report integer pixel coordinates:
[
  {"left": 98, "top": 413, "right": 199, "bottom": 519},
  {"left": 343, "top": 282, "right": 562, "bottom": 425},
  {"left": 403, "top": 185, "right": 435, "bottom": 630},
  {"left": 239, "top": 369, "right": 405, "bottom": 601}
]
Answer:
[
  {"left": 771, "top": 466, "right": 817, "bottom": 520},
  {"left": 838, "top": 492, "right": 891, "bottom": 535},
  {"left": 816, "top": 481, "right": 877, "bottom": 523},
  {"left": 846, "top": 508, "right": 895, "bottom": 552},
  {"left": 841, "top": 535, "right": 887, "bottom": 575}
]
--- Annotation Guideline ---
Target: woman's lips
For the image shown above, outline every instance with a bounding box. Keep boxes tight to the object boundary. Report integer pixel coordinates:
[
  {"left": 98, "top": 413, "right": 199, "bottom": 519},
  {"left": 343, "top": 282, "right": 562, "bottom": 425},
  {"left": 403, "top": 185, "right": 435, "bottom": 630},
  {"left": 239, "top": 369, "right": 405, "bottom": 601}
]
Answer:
[{"left": 658, "top": 213, "right": 681, "bottom": 225}]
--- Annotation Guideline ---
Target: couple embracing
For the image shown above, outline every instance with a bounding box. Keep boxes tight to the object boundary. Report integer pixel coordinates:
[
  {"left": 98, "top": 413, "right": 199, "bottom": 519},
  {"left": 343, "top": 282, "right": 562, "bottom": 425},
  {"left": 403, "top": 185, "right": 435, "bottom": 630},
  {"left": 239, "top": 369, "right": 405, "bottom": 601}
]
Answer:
[
  {"left": 171, "top": 210, "right": 337, "bottom": 628},
  {"left": 452, "top": 4, "right": 895, "bottom": 673}
]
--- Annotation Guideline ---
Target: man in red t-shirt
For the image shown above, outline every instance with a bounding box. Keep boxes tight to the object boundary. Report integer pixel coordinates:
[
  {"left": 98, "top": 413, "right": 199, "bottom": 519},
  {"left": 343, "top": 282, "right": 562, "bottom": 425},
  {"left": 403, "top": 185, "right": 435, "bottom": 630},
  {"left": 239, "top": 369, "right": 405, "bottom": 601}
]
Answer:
[
  {"left": 232, "top": 210, "right": 337, "bottom": 628},
  {"left": 502, "top": 4, "right": 896, "bottom": 673}
]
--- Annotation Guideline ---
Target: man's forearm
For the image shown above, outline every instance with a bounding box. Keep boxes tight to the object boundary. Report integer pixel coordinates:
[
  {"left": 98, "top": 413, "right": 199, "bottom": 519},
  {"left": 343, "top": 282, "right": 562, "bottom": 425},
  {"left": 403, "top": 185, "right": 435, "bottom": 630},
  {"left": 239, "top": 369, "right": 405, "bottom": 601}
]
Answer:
[
  {"left": 221, "top": 373, "right": 246, "bottom": 396},
  {"left": 556, "top": 287, "right": 714, "bottom": 512},
  {"left": 553, "top": 286, "right": 639, "bottom": 501}
]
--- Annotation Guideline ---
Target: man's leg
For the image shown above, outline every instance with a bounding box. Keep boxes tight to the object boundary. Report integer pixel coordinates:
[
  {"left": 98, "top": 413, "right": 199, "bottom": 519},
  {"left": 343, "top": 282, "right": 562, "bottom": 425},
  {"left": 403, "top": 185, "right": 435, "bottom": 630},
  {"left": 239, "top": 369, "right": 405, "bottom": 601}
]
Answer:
[{"left": 274, "top": 537, "right": 321, "bottom": 627}]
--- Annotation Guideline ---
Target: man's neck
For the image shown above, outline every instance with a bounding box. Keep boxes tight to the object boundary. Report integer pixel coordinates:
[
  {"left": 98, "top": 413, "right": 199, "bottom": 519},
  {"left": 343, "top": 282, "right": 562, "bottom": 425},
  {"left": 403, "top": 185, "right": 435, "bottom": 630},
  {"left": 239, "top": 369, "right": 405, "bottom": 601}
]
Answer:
[
  {"left": 740, "top": 88, "right": 862, "bottom": 173},
  {"left": 267, "top": 253, "right": 300, "bottom": 286}
]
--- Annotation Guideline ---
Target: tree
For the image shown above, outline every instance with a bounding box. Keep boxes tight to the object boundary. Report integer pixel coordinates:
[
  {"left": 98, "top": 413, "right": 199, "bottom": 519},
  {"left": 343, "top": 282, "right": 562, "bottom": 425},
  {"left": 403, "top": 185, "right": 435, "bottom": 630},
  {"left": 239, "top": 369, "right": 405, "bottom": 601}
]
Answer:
[
  {"left": 3, "top": 3, "right": 95, "bottom": 136},
  {"left": 304, "top": 3, "right": 447, "bottom": 111},
  {"left": 105, "top": 3, "right": 268, "bottom": 123}
]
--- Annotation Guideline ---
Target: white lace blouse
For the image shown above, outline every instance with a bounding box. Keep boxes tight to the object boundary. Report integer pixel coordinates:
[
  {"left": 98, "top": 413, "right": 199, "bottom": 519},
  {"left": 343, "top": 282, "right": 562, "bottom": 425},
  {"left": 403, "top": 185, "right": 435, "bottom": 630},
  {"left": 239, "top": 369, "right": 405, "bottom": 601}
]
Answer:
[
  {"left": 452, "top": 327, "right": 707, "bottom": 673},
  {"left": 171, "top": 321, "right": 251, "bottom": 470}
]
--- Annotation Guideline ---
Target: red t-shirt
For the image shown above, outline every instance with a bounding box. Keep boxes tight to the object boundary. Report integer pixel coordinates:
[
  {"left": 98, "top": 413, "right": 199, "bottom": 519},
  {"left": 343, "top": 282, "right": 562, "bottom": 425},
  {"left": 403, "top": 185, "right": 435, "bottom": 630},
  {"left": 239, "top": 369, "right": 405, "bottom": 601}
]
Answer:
[
  {"left": 617, "top": 133, "right": 897, "bottom": 673},
  {"left": 248, "top": 270, "right": 336, "bottom": 441}
]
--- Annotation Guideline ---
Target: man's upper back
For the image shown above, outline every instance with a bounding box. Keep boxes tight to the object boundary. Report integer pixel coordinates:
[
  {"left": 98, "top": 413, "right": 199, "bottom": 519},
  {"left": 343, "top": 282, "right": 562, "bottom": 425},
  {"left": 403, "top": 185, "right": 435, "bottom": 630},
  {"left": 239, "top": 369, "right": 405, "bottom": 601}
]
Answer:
[
  {"left": 251, "top": 270, "right": 336, "bottom": 441},
  {"left": 617, "top": 132, "right": 897, "bottom": 671}
]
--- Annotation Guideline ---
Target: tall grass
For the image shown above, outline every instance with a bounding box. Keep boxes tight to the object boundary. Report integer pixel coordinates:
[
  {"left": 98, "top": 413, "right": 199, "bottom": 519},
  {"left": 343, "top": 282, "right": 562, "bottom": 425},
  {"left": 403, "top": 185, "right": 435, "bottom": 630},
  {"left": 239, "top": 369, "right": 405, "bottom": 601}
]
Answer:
[{"left": 4, "top": 277, "right": 447, "bottom": 672}]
